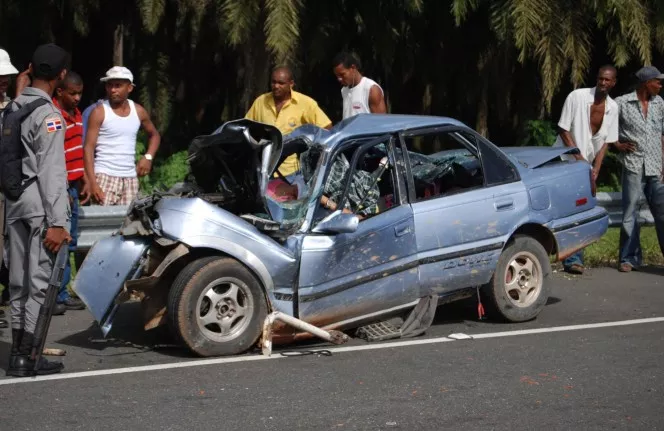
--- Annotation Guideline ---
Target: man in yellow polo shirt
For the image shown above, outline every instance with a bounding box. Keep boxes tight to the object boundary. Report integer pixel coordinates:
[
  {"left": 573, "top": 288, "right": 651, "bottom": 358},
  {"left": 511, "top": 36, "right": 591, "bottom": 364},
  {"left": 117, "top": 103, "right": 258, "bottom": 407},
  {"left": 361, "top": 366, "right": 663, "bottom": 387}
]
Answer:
[{"left": 246, "top": 67, "right": 332, "bottom": 176}]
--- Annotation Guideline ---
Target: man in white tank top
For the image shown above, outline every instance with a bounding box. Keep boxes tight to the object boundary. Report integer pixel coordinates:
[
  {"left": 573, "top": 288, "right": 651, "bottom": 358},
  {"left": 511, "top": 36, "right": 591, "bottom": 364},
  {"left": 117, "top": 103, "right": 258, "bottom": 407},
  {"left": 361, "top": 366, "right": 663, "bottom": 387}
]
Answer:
[
  {"left": 332, "top": 52, "right": 387, "bottom": 120},
  {"left": 83, "top": 66, "right": 161, "bottom": 205}
]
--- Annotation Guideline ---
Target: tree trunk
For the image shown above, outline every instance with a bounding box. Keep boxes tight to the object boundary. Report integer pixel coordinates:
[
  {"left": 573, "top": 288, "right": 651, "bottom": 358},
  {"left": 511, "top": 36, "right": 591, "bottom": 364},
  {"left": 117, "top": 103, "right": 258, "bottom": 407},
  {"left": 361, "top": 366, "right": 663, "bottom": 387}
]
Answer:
[
  {"left": 476, "top": 78, "right": 489, "bottom": 138},
  {"left": 239, "top": 29, "right": 269, "bottom": 116},
  {"left": 113, "top": 22, "right": 124, "bottom": 66}
]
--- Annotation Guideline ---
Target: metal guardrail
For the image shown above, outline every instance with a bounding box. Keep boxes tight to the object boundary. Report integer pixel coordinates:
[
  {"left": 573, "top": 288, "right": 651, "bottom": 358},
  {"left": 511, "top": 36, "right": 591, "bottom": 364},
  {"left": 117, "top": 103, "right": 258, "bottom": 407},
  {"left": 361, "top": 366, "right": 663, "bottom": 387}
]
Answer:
[
  {"left": 595, "top": 192, "right": 653, "bottom": 228},
  {"left": 74, "top": 192, "right": 652, "bottom": 251},
  {"left": 77, "top": 205, "right": 128, "bottom": 251}
]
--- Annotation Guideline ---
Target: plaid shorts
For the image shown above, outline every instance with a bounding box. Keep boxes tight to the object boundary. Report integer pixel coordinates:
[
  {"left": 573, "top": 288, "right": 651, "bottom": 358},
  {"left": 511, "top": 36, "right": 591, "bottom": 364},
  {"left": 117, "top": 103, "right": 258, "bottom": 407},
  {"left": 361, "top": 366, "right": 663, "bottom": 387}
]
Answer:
[{"left": 96, "top": 173, "right": 139, "bottom": 206}]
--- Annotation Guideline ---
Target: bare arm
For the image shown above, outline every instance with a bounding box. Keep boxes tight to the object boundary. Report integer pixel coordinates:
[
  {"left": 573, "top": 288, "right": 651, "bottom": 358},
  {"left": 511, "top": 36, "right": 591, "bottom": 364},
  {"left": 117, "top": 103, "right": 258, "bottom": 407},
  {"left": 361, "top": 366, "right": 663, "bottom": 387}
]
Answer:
[
  {"left": 558, "top": 127, "right": 584, "bottom": 161},
  {"left": 593, "top": 142, "right": 611, "bottom": 180},
  {"left": 368, "top": 85, "right": 387, "bottom": 114},
  {"left": 135, "top": 104, "right": 161, "bottom": 177},
  {"left": 83, "top": 105, "right": 105, "bottom": 203},
  {"left": 137, "top": 103, "right": 160, "bottom": 157}
]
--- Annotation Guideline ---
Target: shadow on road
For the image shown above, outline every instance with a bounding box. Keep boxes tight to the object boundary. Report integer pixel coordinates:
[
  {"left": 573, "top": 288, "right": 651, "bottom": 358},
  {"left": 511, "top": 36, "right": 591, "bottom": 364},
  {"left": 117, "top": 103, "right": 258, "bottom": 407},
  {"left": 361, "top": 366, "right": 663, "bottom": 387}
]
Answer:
[
  {"left": 634, "top": 265, "right": 664, "bottom": 276},
  {"left": 0, "top": 293, "right": 565, "bottom": 365},
  {"left": 55, "top": 302, "right": 192, "bottom": 359},
  {"left": 432, "top": 295, "right": 562, "bottom": 327}
]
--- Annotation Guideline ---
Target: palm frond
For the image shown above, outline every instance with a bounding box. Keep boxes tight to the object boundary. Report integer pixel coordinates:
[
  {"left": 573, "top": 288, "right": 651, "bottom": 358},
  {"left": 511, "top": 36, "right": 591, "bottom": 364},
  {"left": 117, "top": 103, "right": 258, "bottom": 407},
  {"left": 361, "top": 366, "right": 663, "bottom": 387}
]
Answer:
[
  {"left": 137, "top": 0, "right": 166, "bottom": 34},
  {"left": 139, "top": 53, "right": 172, "bottom": 134},
  {"left": 510, "top": 0, "right": 551, "bottom": 63},
  {"left": 451, "top": 0, "right": 481, "bottom": 26},
  {"left": 72, "top": 0, "right": 100, "bottom": 36},
  {"left": 176, "top": 0, "right": 212, "bottom": 43},
  {"left": 650, "top": 0, "right": 664, "bottom": 53},
  {"left": 607, "top": 0, "right": 652, "bottom": 64},
  {"left": 561, "top": 7, "right": 593, "bottom": 88},
  {"left": 606, "top": 29, "right": 631, "bottom": 66},
  {"left": 264, "top": 0, "right": 303, "bottom": 64},
  {"left": 219, "top": 0, "right": 260, "bottom": 46},
  {"left": 403, "top": 0, "right": 424, "bottom": 14},
  {"left": 532, "top": 2, "right": 567, "bottom": 112},
  {"left": 488, "top": 0, "right": 512, "bottom": 41}
]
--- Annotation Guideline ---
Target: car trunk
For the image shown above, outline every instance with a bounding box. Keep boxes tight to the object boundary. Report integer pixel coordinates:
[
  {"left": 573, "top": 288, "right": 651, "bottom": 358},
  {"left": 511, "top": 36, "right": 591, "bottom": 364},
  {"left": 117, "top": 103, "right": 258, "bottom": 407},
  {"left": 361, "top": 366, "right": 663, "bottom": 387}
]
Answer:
[{"left": 500, "top": 146, "right": 580, "bottom": 169}]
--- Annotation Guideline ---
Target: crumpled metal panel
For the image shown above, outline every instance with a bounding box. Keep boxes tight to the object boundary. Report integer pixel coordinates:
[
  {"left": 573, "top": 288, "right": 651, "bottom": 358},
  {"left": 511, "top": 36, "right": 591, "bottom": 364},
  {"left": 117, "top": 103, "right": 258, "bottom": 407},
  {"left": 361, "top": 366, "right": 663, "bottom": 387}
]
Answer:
[{"left": 72, "top": 235, "right": 150, "bottom": 333}]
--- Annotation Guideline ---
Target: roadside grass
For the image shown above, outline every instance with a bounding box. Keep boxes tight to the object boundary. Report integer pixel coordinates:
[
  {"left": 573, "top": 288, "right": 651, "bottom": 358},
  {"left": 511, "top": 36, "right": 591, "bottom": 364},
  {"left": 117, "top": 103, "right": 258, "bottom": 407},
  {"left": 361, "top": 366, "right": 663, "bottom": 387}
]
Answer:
[{"left": 575, "top": 226, "right": 663, "bottom": 267}]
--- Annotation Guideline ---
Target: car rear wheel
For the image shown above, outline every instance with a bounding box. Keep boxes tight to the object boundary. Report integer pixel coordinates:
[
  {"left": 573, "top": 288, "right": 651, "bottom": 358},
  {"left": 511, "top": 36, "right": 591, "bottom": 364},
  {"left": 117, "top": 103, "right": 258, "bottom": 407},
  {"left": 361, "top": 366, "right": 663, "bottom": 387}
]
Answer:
[
  {"left": 482, "top": 235, "right": 551, "bottom": 322},
  {"left": 168, "top": 256, "right": 268, "bottom": 357}
]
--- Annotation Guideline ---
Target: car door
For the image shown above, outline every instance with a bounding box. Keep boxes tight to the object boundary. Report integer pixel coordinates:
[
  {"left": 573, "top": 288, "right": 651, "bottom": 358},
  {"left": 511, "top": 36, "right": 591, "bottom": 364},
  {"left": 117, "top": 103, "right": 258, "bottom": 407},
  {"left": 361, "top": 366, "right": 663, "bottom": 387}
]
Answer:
[
  {"left": 401, "top": 127, "right": 526, "bottom": 296},
  {"left": 297, "top": 135, "right": 420, "bottom": 327}
]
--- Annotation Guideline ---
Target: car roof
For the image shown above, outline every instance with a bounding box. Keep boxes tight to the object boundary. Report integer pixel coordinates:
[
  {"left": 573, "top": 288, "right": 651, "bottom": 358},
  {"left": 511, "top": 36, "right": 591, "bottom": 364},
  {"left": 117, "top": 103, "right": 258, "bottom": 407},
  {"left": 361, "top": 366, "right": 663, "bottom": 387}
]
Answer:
[{"left": 284, "top": 114, "right": 470, "bottom": 148}]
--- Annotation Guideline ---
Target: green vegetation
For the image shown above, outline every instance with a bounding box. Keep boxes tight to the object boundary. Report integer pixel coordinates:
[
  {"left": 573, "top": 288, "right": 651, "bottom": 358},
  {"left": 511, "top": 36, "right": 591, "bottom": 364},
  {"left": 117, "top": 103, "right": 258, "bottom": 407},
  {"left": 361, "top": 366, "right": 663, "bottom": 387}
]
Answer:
[
  {"left": 582, "top": 227, "right": 663, "bottom": 267},
  {"left": 135, "top": 137, "right": 189, "bottom": 195}
]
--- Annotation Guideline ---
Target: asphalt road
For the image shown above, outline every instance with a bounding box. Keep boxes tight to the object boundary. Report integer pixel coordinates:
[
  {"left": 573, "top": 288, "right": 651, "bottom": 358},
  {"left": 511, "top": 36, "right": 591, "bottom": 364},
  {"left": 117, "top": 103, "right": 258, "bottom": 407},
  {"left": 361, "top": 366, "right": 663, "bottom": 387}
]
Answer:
[{"left": 1, "top": 266, "right": 663, "bottom": 430}]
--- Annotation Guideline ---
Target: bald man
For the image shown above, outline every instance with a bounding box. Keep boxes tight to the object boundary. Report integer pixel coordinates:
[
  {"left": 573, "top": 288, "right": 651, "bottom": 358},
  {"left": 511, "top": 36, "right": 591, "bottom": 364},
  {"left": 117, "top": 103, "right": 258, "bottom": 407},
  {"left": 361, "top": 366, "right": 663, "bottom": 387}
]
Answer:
[{"left": 246, "top": 67, "right": 332, "bottom": 176}]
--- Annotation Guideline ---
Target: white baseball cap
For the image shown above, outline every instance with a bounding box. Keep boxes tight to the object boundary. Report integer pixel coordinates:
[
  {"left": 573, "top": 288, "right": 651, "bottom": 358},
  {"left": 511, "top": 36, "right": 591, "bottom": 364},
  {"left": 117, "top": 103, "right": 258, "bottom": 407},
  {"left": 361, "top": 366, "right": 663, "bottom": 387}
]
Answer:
[
  {"left": 0, "top": 49, "right": 19, "bottom": 76},
  {"left": 100, "top": 66, "right": 134, "bottom": 84}
]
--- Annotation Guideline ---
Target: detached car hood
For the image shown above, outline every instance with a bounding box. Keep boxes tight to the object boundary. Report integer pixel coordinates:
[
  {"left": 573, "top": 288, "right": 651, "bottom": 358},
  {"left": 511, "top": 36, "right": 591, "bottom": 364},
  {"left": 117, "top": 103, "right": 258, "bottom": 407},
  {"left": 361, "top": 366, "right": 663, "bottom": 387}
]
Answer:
[
  {"left": 501, "top": 146, "right": 580, "bottom": 169},
  {"left": 187, "top": 119, "right": 283, "bottom": 216}
]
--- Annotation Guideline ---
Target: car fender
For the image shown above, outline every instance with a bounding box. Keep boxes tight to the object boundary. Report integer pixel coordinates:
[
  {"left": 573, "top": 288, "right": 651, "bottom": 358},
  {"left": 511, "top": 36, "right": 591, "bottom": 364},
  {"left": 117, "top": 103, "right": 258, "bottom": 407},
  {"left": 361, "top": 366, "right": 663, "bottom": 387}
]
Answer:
[
  {"left": 178, "top": 234, "right": 276, "bottom": 292},
  {"left": 504, "top": 213, "right": 559, "bottom": 256},
  {"left": 154, "top": 198, "right": 299, "bottom": 294}
]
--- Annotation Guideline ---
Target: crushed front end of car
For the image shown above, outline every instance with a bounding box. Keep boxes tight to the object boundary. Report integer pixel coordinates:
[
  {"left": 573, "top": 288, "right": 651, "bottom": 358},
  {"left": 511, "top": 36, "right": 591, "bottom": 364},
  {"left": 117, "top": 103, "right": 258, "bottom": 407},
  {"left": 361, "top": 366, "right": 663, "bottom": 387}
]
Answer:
[{"left": 72, "top": 119, "right": 308, "bottom": 337}]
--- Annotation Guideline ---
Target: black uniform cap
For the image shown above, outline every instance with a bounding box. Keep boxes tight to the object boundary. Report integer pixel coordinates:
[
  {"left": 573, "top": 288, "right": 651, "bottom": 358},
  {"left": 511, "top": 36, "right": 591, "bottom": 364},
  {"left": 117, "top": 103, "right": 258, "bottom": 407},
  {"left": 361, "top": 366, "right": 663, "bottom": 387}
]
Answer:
[{"left": 31, "top": 43, "right": 69, "bottom": 80}]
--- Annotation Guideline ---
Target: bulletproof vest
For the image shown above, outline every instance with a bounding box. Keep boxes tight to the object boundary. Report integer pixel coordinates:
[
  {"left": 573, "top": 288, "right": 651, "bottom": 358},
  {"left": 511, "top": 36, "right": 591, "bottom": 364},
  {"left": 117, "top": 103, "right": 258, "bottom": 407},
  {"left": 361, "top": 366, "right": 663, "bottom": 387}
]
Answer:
[{"left": 0, "top": 98, "right": 49, "bottom": 201}]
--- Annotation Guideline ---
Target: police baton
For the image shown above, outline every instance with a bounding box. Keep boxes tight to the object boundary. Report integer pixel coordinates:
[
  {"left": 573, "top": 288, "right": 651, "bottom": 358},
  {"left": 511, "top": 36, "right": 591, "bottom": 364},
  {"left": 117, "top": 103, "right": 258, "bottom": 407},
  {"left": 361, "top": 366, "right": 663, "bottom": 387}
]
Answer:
[{"left": 30, "top": 239, "right": 69, "bottom": 371}]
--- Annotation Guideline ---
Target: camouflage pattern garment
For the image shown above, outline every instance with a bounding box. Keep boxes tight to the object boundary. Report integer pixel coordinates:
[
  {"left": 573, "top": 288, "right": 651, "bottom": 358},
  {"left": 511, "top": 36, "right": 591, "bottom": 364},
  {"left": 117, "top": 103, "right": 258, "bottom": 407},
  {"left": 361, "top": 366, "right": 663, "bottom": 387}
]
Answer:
[{"left": 323, "top": 153, "right": 379, "bottom": 217}]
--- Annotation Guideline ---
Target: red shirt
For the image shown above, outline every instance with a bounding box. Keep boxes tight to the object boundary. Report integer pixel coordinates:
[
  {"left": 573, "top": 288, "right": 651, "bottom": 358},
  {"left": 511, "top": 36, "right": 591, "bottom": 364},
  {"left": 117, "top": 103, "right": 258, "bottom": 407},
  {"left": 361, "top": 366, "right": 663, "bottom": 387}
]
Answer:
[{"left": 53, "top": 98, "right": 85, "bottom": 182}]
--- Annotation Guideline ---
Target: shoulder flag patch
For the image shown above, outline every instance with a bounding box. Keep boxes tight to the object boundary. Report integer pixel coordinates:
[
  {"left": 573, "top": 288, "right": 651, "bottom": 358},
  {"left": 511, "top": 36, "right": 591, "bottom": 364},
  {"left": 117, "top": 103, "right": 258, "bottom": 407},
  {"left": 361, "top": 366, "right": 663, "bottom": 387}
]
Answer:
[{"left": 45, "top": 117, "right": 63, "bottom": 133}]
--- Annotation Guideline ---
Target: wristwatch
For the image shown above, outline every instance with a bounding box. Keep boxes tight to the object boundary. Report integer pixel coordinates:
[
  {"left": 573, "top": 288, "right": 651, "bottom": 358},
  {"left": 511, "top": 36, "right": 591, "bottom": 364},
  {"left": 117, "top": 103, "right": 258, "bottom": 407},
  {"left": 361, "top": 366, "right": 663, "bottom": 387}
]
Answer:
[{"left": 144, "top": 153, "right": 153, "bottom": 161}]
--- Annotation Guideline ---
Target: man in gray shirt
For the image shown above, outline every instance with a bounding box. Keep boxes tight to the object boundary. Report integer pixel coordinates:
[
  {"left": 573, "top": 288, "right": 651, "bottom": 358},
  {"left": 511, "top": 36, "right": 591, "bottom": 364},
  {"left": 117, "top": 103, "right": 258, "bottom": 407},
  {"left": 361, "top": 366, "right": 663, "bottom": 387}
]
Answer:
[
  {"left": 613, "top": 66, "right": 664, "bottom": 273},
  {"left": 4, "top": 44, "right": 71, "bottom": 377}
]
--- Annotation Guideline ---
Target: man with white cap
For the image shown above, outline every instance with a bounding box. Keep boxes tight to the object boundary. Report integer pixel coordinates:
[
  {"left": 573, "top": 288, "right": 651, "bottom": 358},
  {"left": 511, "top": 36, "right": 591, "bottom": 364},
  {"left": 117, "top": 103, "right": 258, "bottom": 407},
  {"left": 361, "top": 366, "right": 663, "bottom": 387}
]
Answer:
[
  {"left": 83, "top": 66, "right": 160, "bottom": 205},
  {"left": 0, "top": 48, "right": 20, "bottom": 110},
  {"left": 0, "top": 48, "right": 18, "bottom": 329}
]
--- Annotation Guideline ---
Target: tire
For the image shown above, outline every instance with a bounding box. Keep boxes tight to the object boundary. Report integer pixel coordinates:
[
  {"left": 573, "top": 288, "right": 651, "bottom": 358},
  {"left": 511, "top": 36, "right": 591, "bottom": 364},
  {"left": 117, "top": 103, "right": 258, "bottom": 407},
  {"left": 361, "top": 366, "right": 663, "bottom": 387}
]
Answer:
[
  {"left": 168, "top": 256, "right": 268, "bottom": 357},
  {"left": 482, "top": 235, "right": 551, "bottom": 322}
]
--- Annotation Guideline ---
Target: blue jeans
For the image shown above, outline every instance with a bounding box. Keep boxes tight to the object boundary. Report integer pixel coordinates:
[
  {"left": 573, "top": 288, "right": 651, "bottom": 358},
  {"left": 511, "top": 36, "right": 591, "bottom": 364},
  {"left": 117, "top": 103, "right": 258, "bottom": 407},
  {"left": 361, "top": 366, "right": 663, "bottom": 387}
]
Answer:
[
  {"left": 619, "top": 168, "right": 664, "bottom": 267},
  {"left": 57, "top": 184, "right": 79, "bottom": 303},
  {"left": 563, "top": 250, "right": 583, "bottom": 269}
]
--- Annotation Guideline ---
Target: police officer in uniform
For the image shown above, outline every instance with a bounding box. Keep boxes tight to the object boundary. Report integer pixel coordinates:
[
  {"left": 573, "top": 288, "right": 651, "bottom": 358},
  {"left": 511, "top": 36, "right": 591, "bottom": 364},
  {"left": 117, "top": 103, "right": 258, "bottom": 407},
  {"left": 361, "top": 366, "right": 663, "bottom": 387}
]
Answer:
[{"left": 5, "top": 44, "right": 71, "bottom": 377}]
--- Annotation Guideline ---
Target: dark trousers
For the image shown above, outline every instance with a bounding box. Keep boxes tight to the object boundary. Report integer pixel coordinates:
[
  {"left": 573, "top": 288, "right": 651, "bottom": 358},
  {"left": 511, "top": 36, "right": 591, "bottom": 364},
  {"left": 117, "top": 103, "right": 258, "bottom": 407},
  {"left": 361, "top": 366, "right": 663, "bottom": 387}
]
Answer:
[{"left": 57, "top": 181, "right": 80, "bottom": 303}]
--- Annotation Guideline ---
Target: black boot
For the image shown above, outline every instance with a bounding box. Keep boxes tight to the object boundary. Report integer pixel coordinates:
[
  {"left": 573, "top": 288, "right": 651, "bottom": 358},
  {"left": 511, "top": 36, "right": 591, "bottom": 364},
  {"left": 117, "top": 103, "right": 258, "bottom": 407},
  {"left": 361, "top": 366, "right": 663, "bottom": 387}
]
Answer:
[
  {"left": 6, "top": 328, "right": 23, "bottom": 373},
  {"left": 6, "top": 331, "right": 64, "bottom": 377}
]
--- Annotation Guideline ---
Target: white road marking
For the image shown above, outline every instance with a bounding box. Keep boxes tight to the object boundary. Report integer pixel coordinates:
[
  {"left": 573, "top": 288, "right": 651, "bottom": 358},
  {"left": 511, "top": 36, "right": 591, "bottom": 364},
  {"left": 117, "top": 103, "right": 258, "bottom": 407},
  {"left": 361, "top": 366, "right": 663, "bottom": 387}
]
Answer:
[{"left": 1, "top": 316, "right": 663, "bottom": 386}]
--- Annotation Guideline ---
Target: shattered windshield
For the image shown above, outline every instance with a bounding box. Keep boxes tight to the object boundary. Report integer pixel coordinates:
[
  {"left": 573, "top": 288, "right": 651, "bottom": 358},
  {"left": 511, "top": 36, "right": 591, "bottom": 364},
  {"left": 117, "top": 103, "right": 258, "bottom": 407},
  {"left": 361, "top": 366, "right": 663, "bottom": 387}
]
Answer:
[{"left": 262, "top": 144, "right": 325, "bottom": 228}]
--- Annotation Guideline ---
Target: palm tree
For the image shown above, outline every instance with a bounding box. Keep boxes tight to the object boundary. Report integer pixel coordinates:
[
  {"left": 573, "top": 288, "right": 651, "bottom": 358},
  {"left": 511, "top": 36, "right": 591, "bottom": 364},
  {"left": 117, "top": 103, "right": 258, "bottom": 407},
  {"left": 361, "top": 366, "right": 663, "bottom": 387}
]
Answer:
[{"left": 451, "top": 0, "right": 661, "bottom": 113}]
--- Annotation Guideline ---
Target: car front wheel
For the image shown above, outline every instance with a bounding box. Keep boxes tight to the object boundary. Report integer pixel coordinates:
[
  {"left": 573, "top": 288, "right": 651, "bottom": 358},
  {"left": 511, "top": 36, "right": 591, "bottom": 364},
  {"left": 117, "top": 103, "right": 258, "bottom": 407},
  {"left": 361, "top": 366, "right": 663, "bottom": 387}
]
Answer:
[
  {"left": 482, "top": 235, "right": 551, "bottom": 322},
  {"left": 168, "top": 256, "right": 268, "bottom": 357}
]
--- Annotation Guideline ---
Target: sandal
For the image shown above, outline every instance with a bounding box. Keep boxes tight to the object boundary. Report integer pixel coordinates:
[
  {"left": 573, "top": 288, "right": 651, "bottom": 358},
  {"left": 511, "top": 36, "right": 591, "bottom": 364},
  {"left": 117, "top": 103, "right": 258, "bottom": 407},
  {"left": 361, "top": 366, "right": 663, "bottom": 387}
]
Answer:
[{"left": 618, "top": 263, "right": 633, "bottom": 273}]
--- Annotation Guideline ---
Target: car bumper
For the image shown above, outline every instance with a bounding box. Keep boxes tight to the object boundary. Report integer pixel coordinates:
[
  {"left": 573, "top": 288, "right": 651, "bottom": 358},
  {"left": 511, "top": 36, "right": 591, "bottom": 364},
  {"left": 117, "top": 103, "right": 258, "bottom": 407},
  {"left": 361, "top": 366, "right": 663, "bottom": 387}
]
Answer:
[
  {"left": 72, "top": 235, "right": 151, "bottom": 335},
  {"left": 550, "top": 207, "right": 609, "bottom": 261}
]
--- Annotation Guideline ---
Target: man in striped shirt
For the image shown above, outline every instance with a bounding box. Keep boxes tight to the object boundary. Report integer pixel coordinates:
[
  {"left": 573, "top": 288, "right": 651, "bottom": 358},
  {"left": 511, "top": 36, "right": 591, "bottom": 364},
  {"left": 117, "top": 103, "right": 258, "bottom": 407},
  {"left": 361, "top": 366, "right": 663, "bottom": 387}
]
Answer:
[{"left": 52, "top": 71, "right": 87, "bottom": 311}]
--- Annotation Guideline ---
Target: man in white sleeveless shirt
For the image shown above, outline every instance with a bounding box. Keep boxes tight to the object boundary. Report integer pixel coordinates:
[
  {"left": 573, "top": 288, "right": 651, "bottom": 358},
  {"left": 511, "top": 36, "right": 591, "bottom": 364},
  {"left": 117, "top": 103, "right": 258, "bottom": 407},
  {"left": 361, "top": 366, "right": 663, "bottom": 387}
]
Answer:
[
  {"left": 83, "top": 67, "right": 160, "bottom": 205},
  {"left": 332, "top": 52, "right": 387, "bottom": 120}
]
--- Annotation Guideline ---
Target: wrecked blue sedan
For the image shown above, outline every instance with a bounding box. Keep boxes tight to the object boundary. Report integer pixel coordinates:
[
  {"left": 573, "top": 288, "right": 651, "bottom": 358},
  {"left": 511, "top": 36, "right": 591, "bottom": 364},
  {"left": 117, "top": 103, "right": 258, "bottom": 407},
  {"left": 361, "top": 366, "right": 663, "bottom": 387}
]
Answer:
[{"left": 73, "top": 115, "right": 608, "bottom": 357}]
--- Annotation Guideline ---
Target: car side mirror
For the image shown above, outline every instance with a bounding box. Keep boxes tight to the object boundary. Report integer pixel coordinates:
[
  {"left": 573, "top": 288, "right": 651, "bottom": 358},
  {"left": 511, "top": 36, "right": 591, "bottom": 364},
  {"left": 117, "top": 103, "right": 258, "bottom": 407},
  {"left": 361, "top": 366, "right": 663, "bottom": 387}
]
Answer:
[{"left": 312, "top": 210, "right": 359, "bottom": 234}]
